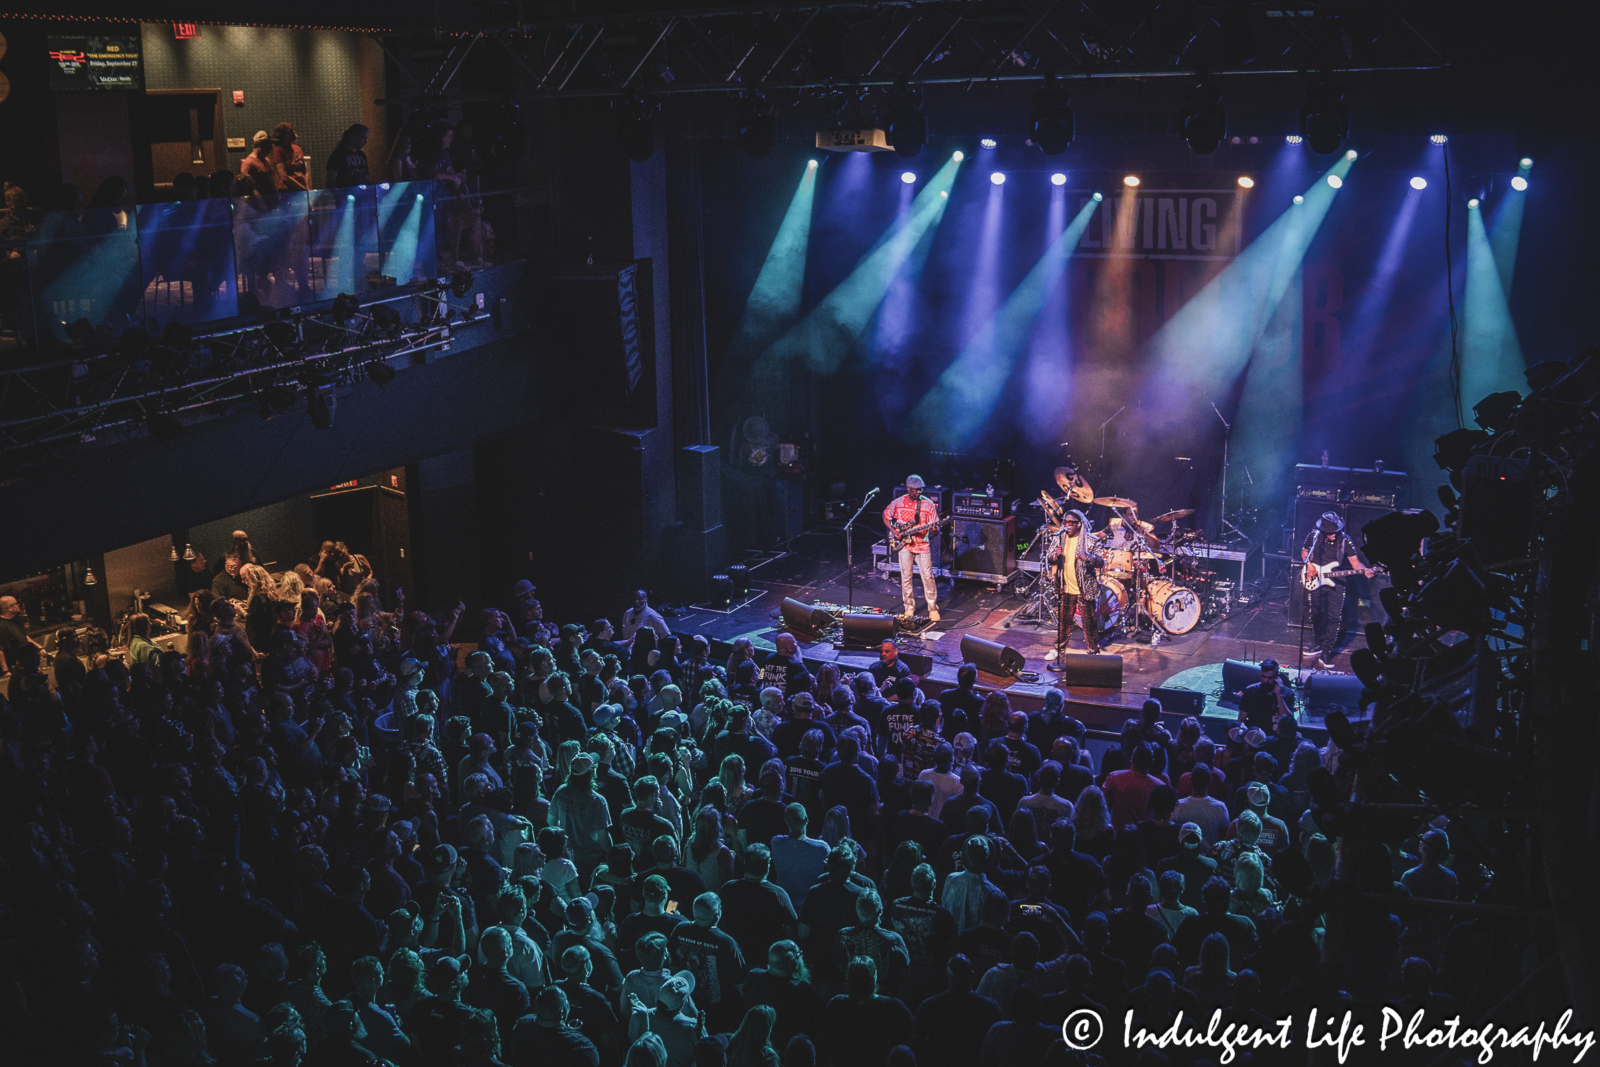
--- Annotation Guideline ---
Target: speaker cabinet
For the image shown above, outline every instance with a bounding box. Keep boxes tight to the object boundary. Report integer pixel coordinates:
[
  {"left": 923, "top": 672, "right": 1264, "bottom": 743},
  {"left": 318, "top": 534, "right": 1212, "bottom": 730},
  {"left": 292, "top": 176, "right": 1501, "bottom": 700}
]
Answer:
[
  {"left": 780, "top": 598, "right": 832, "bottom": 636},
  {"left": 1060, "top": 652, "right": 1123, "bottom": 688},
  {"left": 1150, "top": 686, "right": 1205, "bottom": 719},
  {"left": 546, "top": 264, "right": 644, "bottom": 400},
  {"left": 840, "top": 614, "right": 896, "bottom": 648},
  {"left": 951, "top": 517, "right": 1016, "bottom": 579},
  {"left": 1222, "top": 658, "right": 1261, "bottom": 704},
  {"left": 960, "top": 633, "right": 1026, "bottom": 677},
  {"left": 678, "top": 444, "right": 722, "bottom": 530},
  {"left": 1304, "top": 671, "right": 1369, "bottom": 716}
]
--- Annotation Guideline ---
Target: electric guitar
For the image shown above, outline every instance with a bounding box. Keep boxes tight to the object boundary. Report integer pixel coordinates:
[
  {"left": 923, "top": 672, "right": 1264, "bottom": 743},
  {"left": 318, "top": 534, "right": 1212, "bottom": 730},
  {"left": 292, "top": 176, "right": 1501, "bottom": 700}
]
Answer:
[
  {"left": 887, "top": 515, "right": 951, "bottom": 552},
  {"left": 1303, "top": 561, "right": 1386, "bottom": 591}
]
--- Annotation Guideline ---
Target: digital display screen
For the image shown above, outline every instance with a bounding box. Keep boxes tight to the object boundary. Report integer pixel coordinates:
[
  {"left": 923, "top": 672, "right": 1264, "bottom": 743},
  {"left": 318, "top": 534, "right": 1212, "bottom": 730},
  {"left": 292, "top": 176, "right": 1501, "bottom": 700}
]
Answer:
[{"left": 48, "top": 35, "right": 144, "bottom": 91}]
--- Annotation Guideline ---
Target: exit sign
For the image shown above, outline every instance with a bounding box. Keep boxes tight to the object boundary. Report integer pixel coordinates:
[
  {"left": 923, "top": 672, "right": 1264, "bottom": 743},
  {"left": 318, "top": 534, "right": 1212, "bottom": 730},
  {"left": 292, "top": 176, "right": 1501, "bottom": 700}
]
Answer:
[{"left": 172, "top": 23, "right": 201, "bottom": 39}]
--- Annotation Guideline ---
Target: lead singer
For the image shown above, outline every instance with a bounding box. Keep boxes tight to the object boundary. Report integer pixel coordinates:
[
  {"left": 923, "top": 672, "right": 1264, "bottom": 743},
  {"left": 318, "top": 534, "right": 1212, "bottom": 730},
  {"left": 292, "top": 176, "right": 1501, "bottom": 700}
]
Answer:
[{"left": 1048, "top": 509, "right": 1103, "bottom": 668}]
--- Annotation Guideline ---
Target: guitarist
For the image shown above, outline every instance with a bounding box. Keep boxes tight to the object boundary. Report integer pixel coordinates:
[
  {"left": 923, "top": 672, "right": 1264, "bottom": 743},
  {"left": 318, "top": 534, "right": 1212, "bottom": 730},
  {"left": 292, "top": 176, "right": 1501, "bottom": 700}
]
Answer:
[
  {"left": 883, "top": 475, "right": 942, "bottom": 622},
  {"left": 1300, "top": 512, "right": 1372, "bottom": 668}
]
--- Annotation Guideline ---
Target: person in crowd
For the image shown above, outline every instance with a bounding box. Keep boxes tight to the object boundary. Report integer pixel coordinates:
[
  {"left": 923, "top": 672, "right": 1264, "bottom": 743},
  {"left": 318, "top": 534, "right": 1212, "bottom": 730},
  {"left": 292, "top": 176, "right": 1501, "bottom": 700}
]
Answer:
[
  {"left": 271, "top": 122, "right": 310, "bottom": 192},
  {"left": 326, "top": 124, "right": 371, "bottom": 188}
]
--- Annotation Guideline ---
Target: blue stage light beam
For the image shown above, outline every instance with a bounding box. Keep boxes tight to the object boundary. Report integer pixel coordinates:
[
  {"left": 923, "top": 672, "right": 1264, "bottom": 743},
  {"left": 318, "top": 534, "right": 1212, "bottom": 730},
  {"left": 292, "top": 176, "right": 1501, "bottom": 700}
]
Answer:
[
  {"left": 1488, "top": 176, "right": 1527, "bottom": 296},
  {"left": 907, "top": 196, "right": 1100, "bottom": 449},
  {"left": 1461, "top": 198, "right": 1525, "bottom": 406},
  {"left": 380, "top": 188, "right": 423, "bottom": 284},
  {"left": 1020, "top": 181, "right": 1076, "bottom": 439},
  {"left": 724, "top": 160, "right": 818, "bottom": 361},
  {"left": 757, "top": 153, "right": 962, "bottom": 375}
]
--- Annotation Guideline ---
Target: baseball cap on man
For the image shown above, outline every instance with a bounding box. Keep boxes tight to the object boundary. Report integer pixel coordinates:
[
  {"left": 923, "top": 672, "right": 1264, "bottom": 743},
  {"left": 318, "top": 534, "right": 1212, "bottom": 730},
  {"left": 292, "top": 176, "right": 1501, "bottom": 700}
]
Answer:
[
  {"left": 1179, "top": 822, "right": 1203, "bottom": 847},
  {"left": 1246, "top": 782, "right": 1271, "bottom": 809}
]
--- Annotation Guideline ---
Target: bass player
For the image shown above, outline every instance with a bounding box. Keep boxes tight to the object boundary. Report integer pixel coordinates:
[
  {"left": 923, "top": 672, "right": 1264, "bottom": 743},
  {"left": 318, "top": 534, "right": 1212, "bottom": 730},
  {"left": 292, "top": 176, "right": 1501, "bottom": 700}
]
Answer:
[
  {"left": 1301, "top": 512, "right": 1373, "bottom": 668},
  {"left": 883, "top": 475, "right": 941, "bottom": 622}
]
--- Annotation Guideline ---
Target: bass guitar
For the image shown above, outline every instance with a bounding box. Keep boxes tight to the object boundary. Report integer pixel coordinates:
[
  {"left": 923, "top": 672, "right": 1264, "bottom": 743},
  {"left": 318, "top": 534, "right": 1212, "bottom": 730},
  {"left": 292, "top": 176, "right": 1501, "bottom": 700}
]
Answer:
[
  {"left": 887, "top": 515, "right": 951, "bottom": 552},
  {"left": 1303, "top": 561, "right": 1386, "bottom": 591}
]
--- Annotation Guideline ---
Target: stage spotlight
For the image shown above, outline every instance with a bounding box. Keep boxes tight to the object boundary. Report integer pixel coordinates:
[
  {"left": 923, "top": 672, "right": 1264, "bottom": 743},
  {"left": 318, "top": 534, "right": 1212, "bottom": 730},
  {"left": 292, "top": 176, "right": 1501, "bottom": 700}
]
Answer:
[
  {"left": 346, "top": 194, "right": 355, "bottom": 202},
  {"left": 330, "top": 292, "right": 361, "bottom": 320},
  {"left": 1430, "top": 134, "right": 1449, "bottom": 145},
  {"left": 939, "top": 190, "right": 948, "bottom": 198},
  {"left": 886, "top": 84, "right": 927, "bottom": 158},
  {"left": 1467, "top": 197, "right": 1480, "bottom": 209},
  {"left": 1345, "top": 149, "right": 1358, "bottom": 161},
  {"left": 1051, "top": 172, "right": 1067, "bottom": 186},
  {"left": 990, "top": 171, "right": 1006, "bottom": 185},
  {"left": 1285, "top": 133, "right": 1304, "bottom": 145},
  {"left": 449, "top": 270, "right": 474, "bottom": 298},
  {"left": 1519, "top": 157, "right": 1533, "bottom": 169},
  {"left": 736, "top": 93, "right": 776, "bottom": 160},
  {"left": 416, "top": 193, "right": 425, "bottom": 201},
  {"left": 366, "top": 359, "right": 397, "bottom": 386},
  {"left": 1300, "top": 78, "right": 1349, "bottom": 154},
  {"left": 1123, "top": 175, "right": 1140, "bottom": 187},
  {"left": 980, "top": 138, "right": 997, "bottom": 149},
  {"left": 1179, "top": 79, "right": 1226, "bottom": 154},
  {"left": 1473, "top": 390, "right": 1522, "bottom": 432},
  {"left": 1510, "top": 175, "right": 1528, "bottom": 191},
  {"left": 1293, "top": 194, "right": 1304, "bottom": 204},
  {"left": 1237, "top": 176, "right": 1254, "bottom": 188},
  {"left": 1326, "top": 174, "right": 1343, "bottom": 189},
  {"left": 1410, "top": 176, "right": 1428, "bottom": 190},
  {"left": 1029, "top": 75, "right": 1074, "bottom": 155},
  {"left": 148, "top": 411, "right": 184, "bottom": 444},
  {"left": 1092, "top": 191, "right": 1103, "bottom": 201},
  {"left": 1434, "top": 427, "right": 1490, "bottom": 472},
  {"left": 372, "top": 304, "right": 402, "bottom": 331},
  {"left": 952, "top": 150, "right": 965, "bottom": 162},
  {"left": 900, "top": 171, "right": 917, "bottom": 184},
  {"left": 807, "top": 159, "right": 819, "bottom": 170}
]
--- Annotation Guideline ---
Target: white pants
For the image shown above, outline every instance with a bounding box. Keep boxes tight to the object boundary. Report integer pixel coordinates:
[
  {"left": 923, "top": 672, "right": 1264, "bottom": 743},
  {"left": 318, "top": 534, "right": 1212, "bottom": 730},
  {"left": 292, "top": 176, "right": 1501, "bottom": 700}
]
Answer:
[{"left": 897, "top": 547, "right": 937, "bottom": 614}]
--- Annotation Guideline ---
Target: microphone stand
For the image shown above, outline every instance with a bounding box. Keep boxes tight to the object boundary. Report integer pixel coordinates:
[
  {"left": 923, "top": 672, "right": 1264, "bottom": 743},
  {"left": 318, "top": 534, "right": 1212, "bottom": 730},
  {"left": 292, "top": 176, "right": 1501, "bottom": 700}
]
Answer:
[
  {"left": 844, "top": 488, "right": 880, "bottom": 612},
  {"left": 1212, "top": 401, "right": 1247, "bottom": 544}
]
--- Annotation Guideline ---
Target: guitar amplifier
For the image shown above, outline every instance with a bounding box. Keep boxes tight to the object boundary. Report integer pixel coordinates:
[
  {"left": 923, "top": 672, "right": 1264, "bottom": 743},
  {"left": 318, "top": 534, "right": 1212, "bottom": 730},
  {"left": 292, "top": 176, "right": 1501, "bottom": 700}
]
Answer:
[
  {"left": 951, "top": 517, "right": 1016, "bottom": 582},
  {"left": 952, "top": 490, "right": 1015, "bottom": 519},
  {"left": 892, "top": 484, "right": 950, "bottom": 516},
  {"left": 1296, "top": 486, "right": 1343, "bottom": 502}
]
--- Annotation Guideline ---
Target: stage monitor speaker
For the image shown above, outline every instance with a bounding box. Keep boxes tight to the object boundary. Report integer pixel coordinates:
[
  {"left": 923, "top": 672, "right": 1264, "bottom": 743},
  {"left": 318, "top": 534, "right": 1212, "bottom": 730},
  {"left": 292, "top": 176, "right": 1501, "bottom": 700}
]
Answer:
[
  {"left": 901, "top": 652, "right": 934, "bottom": 677},
  {"left": 1304, "top": 672, "right": 1369, "bottom": 716},
  {"left": 951, "top": 517, "right": 1016, "bottom": 578},
  {"left": 728, "top": 564, "right": 749, "bottom": 596},
  {"left": 780, "top": 597, "right": 833, "bottom": 635},
  {"left": 1150, "top": 686, "right": 1205, "bottom": 719},
  {"left": 840, "top": 614, "right": 896, "bottom": 647},
  {"left": 1061, "top": 652, "right": 1123, "bottom": 688},
  {"left": 1222, "top": 658, "right": 1262, "bottom": 705},
  {"left": 960, "top": 633, "right": 1026, "bottom": 677}
]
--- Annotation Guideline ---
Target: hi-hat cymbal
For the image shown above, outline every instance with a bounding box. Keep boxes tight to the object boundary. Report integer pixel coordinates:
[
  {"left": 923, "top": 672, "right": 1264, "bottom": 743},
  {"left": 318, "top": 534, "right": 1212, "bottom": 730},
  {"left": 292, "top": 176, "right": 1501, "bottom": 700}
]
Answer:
[
  {"left": 1054, "top": 467, "right": 1094, "bottom": 503},
  {"left": 1151, "top": 508, "right": 1195, "bottom": 523},
  {"left": 1093, "top": 496, "right": 1138, "bottom": 508}
]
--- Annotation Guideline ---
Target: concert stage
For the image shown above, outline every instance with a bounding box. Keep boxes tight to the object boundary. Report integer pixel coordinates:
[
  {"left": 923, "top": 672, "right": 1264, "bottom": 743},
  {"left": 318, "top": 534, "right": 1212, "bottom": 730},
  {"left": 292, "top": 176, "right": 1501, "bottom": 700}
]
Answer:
[{"left": 663, "top": 525, "right": 1374, "bottom": 743}]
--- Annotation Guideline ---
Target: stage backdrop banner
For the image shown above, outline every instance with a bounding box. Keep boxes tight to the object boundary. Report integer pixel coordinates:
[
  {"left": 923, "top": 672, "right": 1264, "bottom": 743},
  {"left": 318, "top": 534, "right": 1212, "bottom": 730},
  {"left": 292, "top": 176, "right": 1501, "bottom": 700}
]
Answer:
[{"left": 1071, "top": 189, "right": 1243, "bottom": 261}]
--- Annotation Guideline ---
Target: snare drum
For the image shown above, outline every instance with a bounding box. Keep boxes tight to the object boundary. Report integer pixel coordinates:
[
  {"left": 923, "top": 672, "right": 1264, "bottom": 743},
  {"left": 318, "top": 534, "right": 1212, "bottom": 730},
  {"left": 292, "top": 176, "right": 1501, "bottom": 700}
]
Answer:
[{"left": 1144, "top": 578, "right": 1202, "bottom": 635}]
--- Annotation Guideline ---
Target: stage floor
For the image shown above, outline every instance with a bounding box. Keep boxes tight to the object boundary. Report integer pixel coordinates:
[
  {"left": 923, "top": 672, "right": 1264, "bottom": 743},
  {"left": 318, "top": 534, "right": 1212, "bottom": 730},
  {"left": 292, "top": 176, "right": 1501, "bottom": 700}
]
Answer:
[{"left": 663, "top": 524, "right": 1370, "bottom": 739}]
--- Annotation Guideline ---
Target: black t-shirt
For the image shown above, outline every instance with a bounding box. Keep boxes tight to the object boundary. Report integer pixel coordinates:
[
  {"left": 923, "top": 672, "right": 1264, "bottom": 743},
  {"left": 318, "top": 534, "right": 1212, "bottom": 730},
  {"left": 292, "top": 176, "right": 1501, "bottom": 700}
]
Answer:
[
  {"left": 616, "top": 910, "right": 684, "bottom": 971},
  {"left": 510, "top": 1019, "right": 600, "bottom": 1067},
  {"left": 798, "top": 878, "right": 865, "bottom": 971},
  {"left": 1041, "top": 848, "right": 1109, "bottom": 924},
  {"left": 628, "top": 865, "right": 705, "bottom": 914},
  {"left": 877, "top": 700, "right": 918, "bottom": 758},
  {"left": 668, "top": 923, "right": 746, "bottom": 1007},
  {"left": 783, "top": 755, "right": 825, "bottom": 820},
  {"left": 912, "top": 990, "right": 1001, "bottom": 1067},
  {"left": 1303, "top": 531, "right": 1357, "bottom": 568},
  {"left": 411, "top": 995, "right": 477, "bottom": 1067},
  {"left": 716, "top": 878, "right": 797, "bottom": 967},
  {"left": 953, "top": 925, "right": 1013, "bottom": 977},
  {"left": 555, "top": 980, "right": 621, "bottom": 1048},
  {"left": 772, "top": 716, "right": 836, "bottom": 761},
  {"left": 325, "top": 147, "right": 370, "bottom": 187},
  {"left": 820, "top": 994, "right": 915, "bottom": 1067},
  {"left": 870, "top": 658, "right": 912, "bottom": 688},
  {"left": 0, "top": 615, "right": 29, "bottom": 666},
  {"left": 737, "top": 795, "right": 791, "bottom": 849},
  {"left": 1239, "top": 680, "right": 1296, "bottom": 732},
  {"left": 616, "top": 807, "right": 678, "bottom": 872},
  {"left": 978, "top": 767, "right": 1026, "bottom": 824},
  {"left": 885, "top": 895, "right": 958, "bottom": 968},
  {"left": 743, "top": 969, "right": 827, "bottom": 1051},
  {"left": 1000, "top": 735, "right": 1042, "bottom": 778},
  {"left": 940, "top": 687, "right": 985, "bottom": 740},
  {"left": 818, "top": 761, "right": 879, "bottom": 829}
]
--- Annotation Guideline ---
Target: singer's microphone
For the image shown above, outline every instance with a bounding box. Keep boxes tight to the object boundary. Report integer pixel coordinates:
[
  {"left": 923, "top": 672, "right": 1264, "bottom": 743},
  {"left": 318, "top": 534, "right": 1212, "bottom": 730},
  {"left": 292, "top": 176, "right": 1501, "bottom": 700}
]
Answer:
[{"left": 865, "top": 487, "right": 880, "bottom": 499}]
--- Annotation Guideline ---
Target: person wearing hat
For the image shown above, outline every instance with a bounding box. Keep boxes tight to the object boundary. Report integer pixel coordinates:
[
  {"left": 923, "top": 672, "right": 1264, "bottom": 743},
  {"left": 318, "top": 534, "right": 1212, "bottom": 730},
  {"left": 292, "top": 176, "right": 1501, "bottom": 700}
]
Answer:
[
  {"left": 1300, "top": 511, "right": 1373, "bottom": 668},
  {"left": 550, "top": 896, "right": 626, "bottom": 995},
  {"left": 410, "top": 953, "right": 476, "bottom": 1066},
  {"left": 550, "top": 753, "right": 614, "bottom": 881},
  {"left": 1154, "top": 824, "right": 1220, "bottom": 911},
  {"left": 625, "top": 969, "right": 702, "bottom": 1067},
  {"left": 882, "top": 475, "right": 942, "bottom": 622},
  {"left": 1225, "top": 782, "right": 1291, "bottom": 853},
  {"left": 241, "top": 130, "right": 275, "bottom": 188}
]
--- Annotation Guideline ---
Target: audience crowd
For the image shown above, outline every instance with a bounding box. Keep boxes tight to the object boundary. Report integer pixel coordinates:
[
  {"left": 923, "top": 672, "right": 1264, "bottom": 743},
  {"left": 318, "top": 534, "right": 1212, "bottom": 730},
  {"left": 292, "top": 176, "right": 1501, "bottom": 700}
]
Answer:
[{"left": 0, "top": 532, "right": 1487, "bottom": 1067}]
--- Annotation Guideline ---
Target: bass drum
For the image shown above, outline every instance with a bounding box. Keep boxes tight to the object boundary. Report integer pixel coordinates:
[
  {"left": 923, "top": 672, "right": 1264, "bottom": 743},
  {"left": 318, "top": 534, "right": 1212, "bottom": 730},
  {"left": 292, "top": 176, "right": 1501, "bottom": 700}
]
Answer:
[
  {"left": 1075, "top": 577, "right": 1129, "bottom": 634},
  {"left": 1145, "top": 578, "right": 1202, "bottom": 635}
]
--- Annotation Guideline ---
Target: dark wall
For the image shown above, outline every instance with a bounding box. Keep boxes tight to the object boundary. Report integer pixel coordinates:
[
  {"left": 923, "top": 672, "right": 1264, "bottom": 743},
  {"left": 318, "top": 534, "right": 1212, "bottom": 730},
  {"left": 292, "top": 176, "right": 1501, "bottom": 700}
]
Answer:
[
  {"left": 0, "top": 22, "right": 64, "bottom": 198},
  {"left": 140, "top": 23, "right": 380, "bottom": 187}
]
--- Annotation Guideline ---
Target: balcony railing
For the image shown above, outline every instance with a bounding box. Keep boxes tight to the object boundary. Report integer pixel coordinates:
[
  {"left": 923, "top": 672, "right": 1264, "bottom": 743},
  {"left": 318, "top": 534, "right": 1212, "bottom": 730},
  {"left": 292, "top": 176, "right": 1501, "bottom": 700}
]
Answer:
[{"left": 1, "top": 181, "right": 521, "bottom": 350}]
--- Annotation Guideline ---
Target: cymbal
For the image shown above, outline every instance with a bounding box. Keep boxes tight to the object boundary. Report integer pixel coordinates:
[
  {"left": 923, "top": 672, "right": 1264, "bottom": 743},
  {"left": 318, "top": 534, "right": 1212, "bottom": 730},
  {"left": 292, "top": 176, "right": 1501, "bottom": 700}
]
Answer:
[
  {"left": 1093, "top": 496, "right": 1138, "bottom": 508},
  {"left": 1151, "top": 508, "right": 1195, "bottom": 523},
  {"left": 1053, "top": 467, "right": 1094, "bottom": 503}
]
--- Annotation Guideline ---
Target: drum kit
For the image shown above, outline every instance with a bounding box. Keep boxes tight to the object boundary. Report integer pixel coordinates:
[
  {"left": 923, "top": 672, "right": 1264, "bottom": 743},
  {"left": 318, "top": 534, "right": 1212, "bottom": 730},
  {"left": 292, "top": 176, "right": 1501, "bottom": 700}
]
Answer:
[{"left": 1014, "top": 466, "right": 1212, "bottom": 640}]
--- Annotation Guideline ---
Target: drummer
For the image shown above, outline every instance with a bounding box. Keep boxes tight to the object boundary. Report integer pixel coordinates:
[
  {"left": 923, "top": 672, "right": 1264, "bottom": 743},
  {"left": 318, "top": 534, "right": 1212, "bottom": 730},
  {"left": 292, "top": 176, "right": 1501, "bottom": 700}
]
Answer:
[{"left": 1096, "top": 504, "right": 1162, "bottom": 556}]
